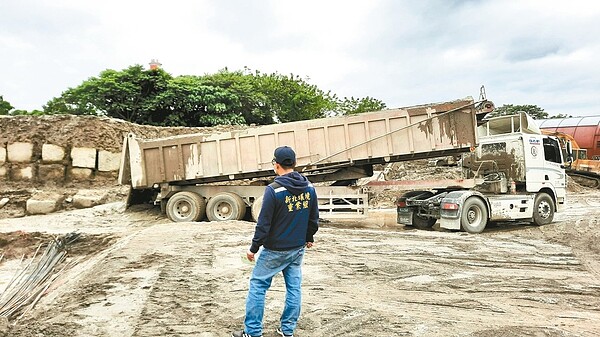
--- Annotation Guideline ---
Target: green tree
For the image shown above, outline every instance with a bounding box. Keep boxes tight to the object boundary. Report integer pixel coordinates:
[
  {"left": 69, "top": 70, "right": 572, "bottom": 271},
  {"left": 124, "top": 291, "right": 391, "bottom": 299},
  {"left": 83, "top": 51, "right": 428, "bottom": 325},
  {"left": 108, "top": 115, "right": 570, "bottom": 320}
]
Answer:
[
  {"left": 149, "top": 75, "right": 244, "bottom": 126},
  {"left": 257, "top": 72, "right": 338, "bottom": 123},
  {"left": 487, "top": 104, "right": 548, "bottom": 119},
  {"left": 44, "top": 65, "right": 172, "bottom": 123},
  {"left": 42, "top": 64, "right": 386, "bottom": 126},
  {"left": 45, "top": 66, "right": 254, "bottom": 126},
  {"left": 199, "top": 68, "right": 274, "bottom": 125},
  {"left": 9, "top": 109, "right": 44, "bottom": 116},
  {"left": 0, "top": 96, "right": 14, "bottom": 115},
  {"left": 336, "top": 96, "right": 386, "bottom": 115},
  {"left": 551, "top": 113, "right": 572, "bottom": 118}
]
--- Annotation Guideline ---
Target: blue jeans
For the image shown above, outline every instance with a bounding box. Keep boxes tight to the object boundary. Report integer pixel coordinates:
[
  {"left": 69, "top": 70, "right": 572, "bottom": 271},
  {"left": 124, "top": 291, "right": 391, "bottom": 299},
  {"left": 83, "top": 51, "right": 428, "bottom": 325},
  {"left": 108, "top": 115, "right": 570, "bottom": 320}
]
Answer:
[{"left": 244, "top": 246, "right": 305, "bottom": 337}]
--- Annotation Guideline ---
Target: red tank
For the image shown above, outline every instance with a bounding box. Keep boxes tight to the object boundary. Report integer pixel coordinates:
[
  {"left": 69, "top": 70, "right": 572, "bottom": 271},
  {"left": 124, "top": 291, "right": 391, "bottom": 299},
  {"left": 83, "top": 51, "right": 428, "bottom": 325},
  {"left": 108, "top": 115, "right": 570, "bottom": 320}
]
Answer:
[{"left": 538, "top": 116, "right": 600, "bottom": 159}]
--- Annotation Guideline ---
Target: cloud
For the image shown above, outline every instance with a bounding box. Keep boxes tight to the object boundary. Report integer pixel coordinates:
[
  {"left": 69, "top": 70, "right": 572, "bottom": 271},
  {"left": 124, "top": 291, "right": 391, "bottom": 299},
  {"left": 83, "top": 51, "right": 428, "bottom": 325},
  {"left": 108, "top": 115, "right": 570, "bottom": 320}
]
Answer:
[
  {"left": 505, "top": 39, "right": 560, "bottom": 62},
  {"left": 0, "top": 0, "right": 598, "bottom": 116}
]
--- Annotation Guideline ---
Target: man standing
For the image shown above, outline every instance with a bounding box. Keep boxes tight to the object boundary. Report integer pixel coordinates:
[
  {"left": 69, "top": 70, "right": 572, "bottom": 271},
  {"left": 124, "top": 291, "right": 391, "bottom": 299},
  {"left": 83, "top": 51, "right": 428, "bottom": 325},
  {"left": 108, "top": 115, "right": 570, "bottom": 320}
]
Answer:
[{"left": 232, "top": 146, "right": 319, "bottom": 337}]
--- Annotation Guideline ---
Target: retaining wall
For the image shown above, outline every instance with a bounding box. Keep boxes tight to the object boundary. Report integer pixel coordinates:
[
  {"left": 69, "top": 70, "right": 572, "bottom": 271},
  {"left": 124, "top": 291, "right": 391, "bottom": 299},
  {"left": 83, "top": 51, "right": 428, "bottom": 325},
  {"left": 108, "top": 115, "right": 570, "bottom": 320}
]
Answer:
[
  {"left": 0, "top": 141, "right": 121, "bottom": 184},
  {"left": 0, "top": 114, "right": 244, "bottom": 217}
]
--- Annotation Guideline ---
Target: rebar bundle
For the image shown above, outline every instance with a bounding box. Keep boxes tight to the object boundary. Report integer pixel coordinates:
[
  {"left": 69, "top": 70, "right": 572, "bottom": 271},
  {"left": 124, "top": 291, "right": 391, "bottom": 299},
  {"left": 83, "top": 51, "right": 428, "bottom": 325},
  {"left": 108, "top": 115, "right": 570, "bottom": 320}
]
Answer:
[{"left": 0, "top": 232, "right": 81, "bottom": 321}]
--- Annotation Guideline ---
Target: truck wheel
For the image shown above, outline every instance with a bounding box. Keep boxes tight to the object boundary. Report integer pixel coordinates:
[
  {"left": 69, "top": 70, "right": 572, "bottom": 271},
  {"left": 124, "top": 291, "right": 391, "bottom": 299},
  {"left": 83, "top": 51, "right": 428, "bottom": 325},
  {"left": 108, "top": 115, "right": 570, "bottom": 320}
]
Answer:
[
  {"left": 461, "top": 197, "right": 488, "bottom": 234},
  {"left": 206, "top": 192, "right": 247, "bottom": 221},
  {"left": 166, "top": 191, "right": 206, "bottom": 222},
  {"left": 251, "top": 196, "right": 263, "bottom": 222},
  {"left": 533, "top": 192, "right": 554, "bottom": 226}
]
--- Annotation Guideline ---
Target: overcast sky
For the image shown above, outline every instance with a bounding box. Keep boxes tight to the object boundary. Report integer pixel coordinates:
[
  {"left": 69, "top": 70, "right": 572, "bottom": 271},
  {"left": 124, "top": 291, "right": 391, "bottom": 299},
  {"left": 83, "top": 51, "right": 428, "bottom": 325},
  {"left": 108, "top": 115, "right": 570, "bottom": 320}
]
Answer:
[{"left": 1, "top": 0, "right": 599, "bottom": 117}]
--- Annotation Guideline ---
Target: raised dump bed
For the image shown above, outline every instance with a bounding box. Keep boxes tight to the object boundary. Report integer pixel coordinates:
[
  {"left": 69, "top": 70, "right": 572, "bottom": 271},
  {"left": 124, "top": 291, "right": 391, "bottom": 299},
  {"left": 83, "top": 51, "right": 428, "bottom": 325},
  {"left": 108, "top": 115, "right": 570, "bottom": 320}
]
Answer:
[{"left": 119, "top": 96, "right": 493, "bottom": 222}]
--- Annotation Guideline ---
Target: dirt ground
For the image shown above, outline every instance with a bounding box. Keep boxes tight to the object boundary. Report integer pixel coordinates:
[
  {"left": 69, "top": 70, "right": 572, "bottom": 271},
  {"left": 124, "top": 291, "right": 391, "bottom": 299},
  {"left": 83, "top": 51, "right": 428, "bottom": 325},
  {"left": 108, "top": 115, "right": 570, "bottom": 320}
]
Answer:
[
  {"left": 0, "top": 187, "right": 597, "bottom": 337},
  {"left": 0, "top": 114, "right": 246, "bottom": 152},
  {"left": 1, "top": 114, "right": 599, "bottom": 336}
]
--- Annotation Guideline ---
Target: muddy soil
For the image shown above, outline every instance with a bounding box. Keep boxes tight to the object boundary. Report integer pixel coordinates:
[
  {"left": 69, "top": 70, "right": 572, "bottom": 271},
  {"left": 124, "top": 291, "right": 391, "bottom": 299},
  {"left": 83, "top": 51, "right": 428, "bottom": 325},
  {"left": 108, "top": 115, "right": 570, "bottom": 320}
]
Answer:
[
  {"left": 0, "top": 189, "right": 598, "bottom": 337},
  {"left": 0, "top": 114, "right": 249, "bottom": 152}
]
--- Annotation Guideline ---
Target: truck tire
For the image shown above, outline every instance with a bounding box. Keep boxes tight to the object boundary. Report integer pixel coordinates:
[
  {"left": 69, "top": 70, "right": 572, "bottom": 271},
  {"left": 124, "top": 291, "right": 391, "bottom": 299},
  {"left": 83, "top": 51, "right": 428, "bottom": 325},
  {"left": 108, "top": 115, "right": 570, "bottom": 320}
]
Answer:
[
  {"left": 533, "top": 192, "right": 554, "bottom": 226},
  {"left": 251, "top": 196, "right": 263, "bottom": 222},
  {"left": 403, "top": 191, "right": 436, "bottom": 230},
  {"left": 461, "top": 197, "right": 488, "bottom": 234},
  {"left": 166, "top": 191, "right": 206, "bottom": 222},
  {"left": 206, "top": 192, "right": 247, "bottom": 221}
]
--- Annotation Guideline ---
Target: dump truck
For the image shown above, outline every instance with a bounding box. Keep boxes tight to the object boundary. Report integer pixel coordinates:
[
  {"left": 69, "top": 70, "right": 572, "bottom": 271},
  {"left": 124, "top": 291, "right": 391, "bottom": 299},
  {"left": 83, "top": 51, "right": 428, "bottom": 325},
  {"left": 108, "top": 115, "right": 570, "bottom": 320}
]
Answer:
[
  {"left": 396, "top": 112, "right": 569, "bottom": 233},
  {"left": 119, "top": 95, "right": 494, "bottom": 223}
]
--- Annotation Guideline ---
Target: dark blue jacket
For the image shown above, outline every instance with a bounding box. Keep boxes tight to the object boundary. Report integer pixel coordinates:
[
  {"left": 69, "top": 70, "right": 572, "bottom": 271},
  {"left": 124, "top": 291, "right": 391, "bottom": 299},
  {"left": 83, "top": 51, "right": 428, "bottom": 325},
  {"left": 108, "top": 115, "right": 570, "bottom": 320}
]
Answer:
[{"left": 250, "top": 171, "right": 319, "bottom": 253}]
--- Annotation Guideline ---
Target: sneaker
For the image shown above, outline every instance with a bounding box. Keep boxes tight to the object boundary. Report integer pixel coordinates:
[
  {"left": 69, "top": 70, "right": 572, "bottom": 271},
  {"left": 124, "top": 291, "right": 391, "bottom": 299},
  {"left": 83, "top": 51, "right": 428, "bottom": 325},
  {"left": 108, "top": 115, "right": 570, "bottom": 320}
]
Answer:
[
  {"left": 231, "top": 330, "right": 262, "bottom": 337},
  {"left": 276, "top": 327, "right": 294, "bottom": 337}
]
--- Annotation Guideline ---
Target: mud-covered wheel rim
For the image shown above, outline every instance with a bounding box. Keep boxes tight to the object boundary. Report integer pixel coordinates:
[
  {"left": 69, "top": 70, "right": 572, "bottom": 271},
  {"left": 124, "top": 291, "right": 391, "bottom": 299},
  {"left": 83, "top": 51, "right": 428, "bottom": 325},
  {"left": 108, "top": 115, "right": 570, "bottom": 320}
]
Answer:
[
  {"left": 175, "top": 200, "right": 192, "bottom": 218},
  {"left": 215, "top": 201, "right": 233, "bottom": 219},
  {"left": 537, "top": 199, "right": 552, "bottom": 220},
  {"left": 533, "top": 192, "right": 554, "bottom": 226},
  {"left": 466, "top": 206, "right": 482, "bottom": 225},
  {"left": 460, "top": 197, "right": 488, "bottom": 234}
]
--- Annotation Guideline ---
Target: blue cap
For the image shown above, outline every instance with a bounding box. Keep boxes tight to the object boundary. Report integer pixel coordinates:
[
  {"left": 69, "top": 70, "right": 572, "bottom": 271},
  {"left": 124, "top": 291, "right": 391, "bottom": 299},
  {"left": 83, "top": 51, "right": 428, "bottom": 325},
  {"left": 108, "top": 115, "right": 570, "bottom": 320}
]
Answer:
[{"left": 273, "top": 146, "right": 296, "bottom": 166}]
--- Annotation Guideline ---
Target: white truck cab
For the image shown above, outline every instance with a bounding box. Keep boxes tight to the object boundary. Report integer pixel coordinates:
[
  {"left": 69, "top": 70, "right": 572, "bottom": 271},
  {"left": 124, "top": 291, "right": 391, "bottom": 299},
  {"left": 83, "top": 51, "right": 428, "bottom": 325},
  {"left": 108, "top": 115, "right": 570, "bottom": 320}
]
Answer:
[{"left": 397, "top": 113, "right": 569, "bottom": 233}]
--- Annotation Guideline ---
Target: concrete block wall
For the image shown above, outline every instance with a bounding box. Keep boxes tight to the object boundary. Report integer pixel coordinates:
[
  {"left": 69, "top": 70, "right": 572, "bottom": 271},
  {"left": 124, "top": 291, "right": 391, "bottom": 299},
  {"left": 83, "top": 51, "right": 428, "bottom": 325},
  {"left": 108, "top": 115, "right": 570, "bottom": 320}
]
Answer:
[
  {"left": 98, "top": 150, "right": 121, "bottom": 172},
  {"left": 71, "top": 147, "right": 97, "bottom": 168},
  {"left": 7, "top": 142, "right": 33, "bottom": 163},
  {"left": 0, "top": 146, "right": 6, "bottom": 163},
  {"left": 42, "top": 144, "right": 66, "bottom": 162},
  {"left": 0, "top": 141, "right": 121, "bottom": 185},
  {"left": 0, "top": 147, "right": 5, "bottom": 180}
]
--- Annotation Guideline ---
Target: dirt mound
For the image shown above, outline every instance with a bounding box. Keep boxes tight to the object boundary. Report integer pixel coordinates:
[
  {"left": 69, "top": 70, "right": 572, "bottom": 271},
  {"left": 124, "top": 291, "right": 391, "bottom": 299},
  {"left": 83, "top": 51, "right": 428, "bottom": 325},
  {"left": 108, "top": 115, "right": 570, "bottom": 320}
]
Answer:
[
  {"left": 567, "top": 175, "right": 589, "bottom": 193},
  {"left": 0, "top": 114, "right": 250, "bottom": 152},
  {"left": 368, "top": 159, "right": 463, "bottom": 208},
  {"left": 382, "top": 159, "right": 463, "bottom": 181},
  {"left": 0, "top": 115, "right": 255, "bottom": 220}
]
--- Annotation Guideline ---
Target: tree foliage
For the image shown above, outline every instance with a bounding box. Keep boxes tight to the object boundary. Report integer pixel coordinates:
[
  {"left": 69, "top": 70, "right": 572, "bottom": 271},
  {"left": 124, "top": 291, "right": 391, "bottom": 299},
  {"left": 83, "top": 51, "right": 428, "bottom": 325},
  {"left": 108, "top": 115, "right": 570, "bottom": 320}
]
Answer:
[
  {"left": 335, "top": 96, "right": 386, "bottom": 115},
  {"left": 550, "top": 113, "right": 573, "bottom": 118},
  {"left": 8, "top": 109, "right": 44, "bottom": 116},
  {"left": 197, "top": 69, "right": 273, "bottom": 125},
  {"left": 149, "top": 75, "right": 244, "bottom": 126},
  {"left": 487, "top": 104, "right": 573, "bottom": 120},
  {"left": 257, "top": 72, "right": 339, "bottom": 122},
  {"left": 0, "top": 96, "right": 14, "bottom": 115},
  {"left": 44, "top": 65, "right": 172, "bottom": 124},
  {"left": 39, "top": 65, "right": 385, "bottom": 127},
  {"left": 487, "top": 104, "right": 548, "bottom": 119}
]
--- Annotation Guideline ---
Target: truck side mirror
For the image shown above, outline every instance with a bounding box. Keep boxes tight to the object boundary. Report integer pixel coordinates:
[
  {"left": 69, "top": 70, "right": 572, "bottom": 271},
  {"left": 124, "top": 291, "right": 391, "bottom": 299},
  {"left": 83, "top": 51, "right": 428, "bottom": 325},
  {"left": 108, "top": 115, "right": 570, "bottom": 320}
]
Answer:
[{"left": 566, "top": 141, "right": 573, "bottom": 167}]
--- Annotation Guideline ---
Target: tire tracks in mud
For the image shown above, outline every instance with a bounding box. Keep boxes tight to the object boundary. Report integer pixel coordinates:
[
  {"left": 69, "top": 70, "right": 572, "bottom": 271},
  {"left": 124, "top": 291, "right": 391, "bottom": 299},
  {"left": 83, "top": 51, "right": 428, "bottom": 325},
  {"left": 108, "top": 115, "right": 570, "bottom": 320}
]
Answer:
[
  {"left": 302, "top": 228, "right": 600, "bottom": 337},
  {"left": 131, "top": 242, "right": 221, "bottom": 336},
  {"left": 89, "top": 224, "right": 242, "bottom": 337},
  {"left": 15, "top": 222, "right": 248, "bottom": 337},
  {"left": 7, "top": 208, "right": 600, "bottom": 337}
]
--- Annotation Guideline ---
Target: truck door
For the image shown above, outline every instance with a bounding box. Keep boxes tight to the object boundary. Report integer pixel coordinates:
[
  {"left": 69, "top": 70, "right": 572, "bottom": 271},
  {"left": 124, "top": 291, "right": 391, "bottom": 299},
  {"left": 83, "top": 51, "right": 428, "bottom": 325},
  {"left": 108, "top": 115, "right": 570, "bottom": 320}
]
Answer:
[
  {"left": 544, "top": 137, "right": 567, "bottom": 207},
  {"left": 525, "top": 136, "right": 566, "bottom": 198}
]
